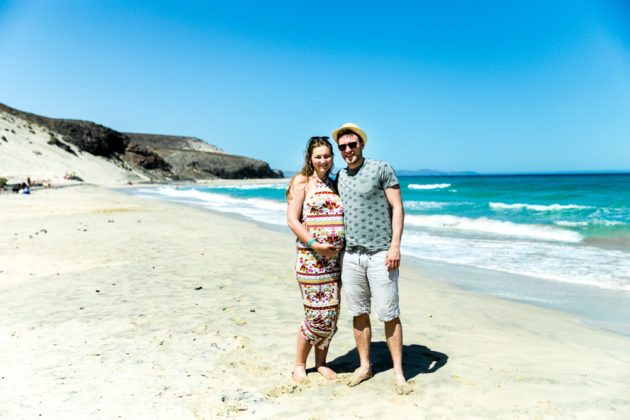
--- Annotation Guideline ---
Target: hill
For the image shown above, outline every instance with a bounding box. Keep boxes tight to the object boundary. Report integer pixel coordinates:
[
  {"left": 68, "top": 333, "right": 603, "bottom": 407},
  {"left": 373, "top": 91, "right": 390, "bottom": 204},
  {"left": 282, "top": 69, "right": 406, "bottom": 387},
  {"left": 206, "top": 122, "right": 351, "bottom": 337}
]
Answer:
[{"left": 0, "top": 103, "right": 283, "bottom": 185}]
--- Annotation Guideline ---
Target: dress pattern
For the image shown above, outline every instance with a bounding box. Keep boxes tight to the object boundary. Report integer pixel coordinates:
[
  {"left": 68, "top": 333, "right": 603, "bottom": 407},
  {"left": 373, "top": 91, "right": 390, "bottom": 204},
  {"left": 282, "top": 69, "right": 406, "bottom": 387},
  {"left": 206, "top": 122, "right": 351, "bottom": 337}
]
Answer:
[{"left": 295, "top": 176, "right": 345, "bottom": 349}]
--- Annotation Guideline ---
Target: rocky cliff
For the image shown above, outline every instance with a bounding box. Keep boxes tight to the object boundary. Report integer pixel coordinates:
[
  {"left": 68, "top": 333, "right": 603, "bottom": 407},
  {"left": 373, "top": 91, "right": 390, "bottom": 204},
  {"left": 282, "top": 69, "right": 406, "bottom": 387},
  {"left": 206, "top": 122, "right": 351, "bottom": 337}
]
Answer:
[
  {"left": 125, "top": 133, "right": 282, "bottom": 180},
  {"left": 0, "top": 103, "right": 283, "bottom": 181},
  {"left": 0, "top": 103, "right": 128, "bottom": 158}
]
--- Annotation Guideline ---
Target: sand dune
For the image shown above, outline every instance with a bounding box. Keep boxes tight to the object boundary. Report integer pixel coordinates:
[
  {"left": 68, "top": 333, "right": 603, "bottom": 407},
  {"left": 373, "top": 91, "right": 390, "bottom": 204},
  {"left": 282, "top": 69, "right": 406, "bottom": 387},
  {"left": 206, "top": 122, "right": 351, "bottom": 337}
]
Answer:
[
  {"left": 0, "top": 109, "right": 146, "bottom": 186},
  {"left": 1, "top": 186, "right": 629, "bottom": 418}
]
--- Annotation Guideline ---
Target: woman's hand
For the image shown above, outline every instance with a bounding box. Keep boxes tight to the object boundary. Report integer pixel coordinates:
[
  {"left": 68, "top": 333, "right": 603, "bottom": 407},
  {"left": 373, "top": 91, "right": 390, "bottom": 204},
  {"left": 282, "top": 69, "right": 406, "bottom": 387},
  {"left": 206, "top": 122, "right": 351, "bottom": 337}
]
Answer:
[{"left": 312, "top": 242, "right": 342, "bottom": 258}]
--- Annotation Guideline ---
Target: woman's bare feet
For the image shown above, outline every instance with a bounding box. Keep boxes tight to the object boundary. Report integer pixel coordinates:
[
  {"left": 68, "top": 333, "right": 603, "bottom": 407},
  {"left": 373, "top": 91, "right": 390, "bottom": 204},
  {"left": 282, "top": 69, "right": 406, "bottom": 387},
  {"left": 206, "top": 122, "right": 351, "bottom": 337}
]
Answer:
[
  {"left": 316, "top": 365, "right": 337, "bottom": 380},
  {"left": 293, "top": 364, "right": 308, "bottom": 383}
]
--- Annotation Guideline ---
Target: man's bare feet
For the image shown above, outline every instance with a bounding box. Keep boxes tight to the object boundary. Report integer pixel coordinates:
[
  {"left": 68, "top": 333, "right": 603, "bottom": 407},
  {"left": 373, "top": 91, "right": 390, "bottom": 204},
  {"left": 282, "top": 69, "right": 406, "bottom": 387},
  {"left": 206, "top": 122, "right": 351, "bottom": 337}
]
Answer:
[
  {"left": 347, "top": 366, "right": 373, "bottom": 387},
  {"left": 393, "top": 370, "right": 412, "bottom": 394},
  {"left": 394, "top": 383, "right": 413, "bottom": 395},
  {"left": 316, "top": 365, "right": 337, "bottom": 380},
  {"left": 393, "top": 370, "right": 406, "bottom": 385},
  {"left": 292, "top": 364, "right": 308, "bottom": 383}
]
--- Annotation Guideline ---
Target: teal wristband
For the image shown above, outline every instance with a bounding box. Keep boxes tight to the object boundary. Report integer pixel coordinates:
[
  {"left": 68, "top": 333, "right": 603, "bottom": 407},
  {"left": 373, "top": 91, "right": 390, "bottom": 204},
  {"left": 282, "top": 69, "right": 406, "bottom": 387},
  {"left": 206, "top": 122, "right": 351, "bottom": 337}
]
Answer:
[{"left": 306, "top": 238, "right": 316, "bottom": 248}]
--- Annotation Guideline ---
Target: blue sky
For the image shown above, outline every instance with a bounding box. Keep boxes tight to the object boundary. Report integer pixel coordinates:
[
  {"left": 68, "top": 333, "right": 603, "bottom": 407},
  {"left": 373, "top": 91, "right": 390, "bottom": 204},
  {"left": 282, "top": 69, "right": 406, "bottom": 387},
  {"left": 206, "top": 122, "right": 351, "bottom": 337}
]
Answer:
[{"left": 1, "top": 0, "right": 629, "bottom": 173}]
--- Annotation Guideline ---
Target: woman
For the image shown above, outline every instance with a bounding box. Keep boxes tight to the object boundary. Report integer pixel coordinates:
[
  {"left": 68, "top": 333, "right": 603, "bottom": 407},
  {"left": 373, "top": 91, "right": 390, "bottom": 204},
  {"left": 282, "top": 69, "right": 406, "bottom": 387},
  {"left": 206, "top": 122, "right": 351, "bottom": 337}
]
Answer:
[{"left": 286, "top": 136, "right": 344, "bottom": 383}]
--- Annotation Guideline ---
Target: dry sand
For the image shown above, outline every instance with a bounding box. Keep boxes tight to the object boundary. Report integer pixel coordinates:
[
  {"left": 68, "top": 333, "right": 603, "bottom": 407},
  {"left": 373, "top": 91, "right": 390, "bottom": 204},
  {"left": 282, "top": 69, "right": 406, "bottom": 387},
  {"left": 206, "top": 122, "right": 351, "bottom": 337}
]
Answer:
[{"left": 1, "top": 185, "right": 629, "bottom": 419}]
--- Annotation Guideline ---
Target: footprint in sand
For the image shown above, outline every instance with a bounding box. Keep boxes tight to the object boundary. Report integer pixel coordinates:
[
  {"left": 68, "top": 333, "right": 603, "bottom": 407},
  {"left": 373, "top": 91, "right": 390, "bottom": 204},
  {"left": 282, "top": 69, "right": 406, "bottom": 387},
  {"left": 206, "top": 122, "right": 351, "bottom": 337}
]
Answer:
[
  {"left": 266, "top": 384, "right": 300, "bottom": 398},
  {"left": 224, "top": 404, "right": 248, "bottom": 414}
]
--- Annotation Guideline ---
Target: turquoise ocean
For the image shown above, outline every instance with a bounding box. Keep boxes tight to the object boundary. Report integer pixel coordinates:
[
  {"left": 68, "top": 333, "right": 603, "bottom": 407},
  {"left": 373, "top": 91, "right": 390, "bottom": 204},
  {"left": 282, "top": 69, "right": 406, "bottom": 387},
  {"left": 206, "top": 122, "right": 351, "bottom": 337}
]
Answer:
[{"left": 132, "top": 173, "right": 630, "bottom": 335}]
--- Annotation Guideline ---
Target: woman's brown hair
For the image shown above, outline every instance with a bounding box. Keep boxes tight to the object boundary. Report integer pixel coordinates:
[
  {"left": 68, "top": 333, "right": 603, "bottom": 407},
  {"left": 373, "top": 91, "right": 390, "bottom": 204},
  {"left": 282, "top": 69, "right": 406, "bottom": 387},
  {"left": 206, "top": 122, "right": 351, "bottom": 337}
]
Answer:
[{"left": 286, "top": 136, "right": 334, "bottom": 200}]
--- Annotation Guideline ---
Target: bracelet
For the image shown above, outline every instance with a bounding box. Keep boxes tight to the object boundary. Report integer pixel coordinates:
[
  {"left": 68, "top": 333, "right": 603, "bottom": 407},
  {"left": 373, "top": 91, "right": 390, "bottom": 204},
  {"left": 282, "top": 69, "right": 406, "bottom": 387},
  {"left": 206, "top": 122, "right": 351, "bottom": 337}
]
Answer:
[{"left": 306, "top": 238, "right": 316, "bottom": 248}]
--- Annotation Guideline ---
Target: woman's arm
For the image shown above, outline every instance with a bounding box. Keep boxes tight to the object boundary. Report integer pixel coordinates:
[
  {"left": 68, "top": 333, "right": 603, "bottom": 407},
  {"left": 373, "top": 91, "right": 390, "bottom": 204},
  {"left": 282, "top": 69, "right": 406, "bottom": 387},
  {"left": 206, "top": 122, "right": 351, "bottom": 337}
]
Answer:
[{"left": 287, "top": 175, "right": 311, "bottom": 242}]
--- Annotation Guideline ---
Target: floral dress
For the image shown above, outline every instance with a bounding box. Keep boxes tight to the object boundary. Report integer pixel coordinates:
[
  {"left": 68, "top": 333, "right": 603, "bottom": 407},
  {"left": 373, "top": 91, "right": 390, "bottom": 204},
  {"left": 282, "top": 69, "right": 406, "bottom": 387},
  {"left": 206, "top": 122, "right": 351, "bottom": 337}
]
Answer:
[{"left": 295, "top": 176, "right": 345, "bottom": 349}]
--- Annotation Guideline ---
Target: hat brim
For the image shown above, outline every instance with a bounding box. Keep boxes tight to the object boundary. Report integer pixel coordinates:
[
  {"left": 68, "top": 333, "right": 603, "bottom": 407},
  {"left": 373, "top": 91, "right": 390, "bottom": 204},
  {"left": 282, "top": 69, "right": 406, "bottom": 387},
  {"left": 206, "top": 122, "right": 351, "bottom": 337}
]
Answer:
[{"left": 332, "top": 125, "right": 367, "bottom": 145}]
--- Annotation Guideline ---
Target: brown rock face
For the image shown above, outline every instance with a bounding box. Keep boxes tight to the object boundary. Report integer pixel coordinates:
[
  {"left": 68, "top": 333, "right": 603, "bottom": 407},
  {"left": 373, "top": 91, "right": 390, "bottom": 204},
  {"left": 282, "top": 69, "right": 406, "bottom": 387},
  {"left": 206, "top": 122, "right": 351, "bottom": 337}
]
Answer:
[
  {"left": 124, "top": 133, "right": 283, "bottom": 180},
  {"left": 0, "top": 102, "right": 283, "bottom": 181},
  {"left": 124, "top": 143, "right": 172, "bottom": 171}
]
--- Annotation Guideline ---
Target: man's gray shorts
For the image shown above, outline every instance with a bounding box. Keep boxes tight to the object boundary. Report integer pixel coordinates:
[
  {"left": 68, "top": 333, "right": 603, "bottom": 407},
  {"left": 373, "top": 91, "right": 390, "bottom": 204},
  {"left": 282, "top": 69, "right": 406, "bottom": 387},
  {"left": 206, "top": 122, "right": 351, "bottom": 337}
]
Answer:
[{"left": 342, "top": 249, "right": 400, "bottom": 322}]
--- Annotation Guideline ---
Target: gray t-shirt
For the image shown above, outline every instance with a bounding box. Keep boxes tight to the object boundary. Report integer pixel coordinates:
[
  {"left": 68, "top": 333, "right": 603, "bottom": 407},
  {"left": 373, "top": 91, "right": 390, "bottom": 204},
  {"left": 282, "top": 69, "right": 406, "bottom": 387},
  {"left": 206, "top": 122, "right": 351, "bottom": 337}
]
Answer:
[{"left": 336, "top": 158, "right": 400, "bottom": 252}]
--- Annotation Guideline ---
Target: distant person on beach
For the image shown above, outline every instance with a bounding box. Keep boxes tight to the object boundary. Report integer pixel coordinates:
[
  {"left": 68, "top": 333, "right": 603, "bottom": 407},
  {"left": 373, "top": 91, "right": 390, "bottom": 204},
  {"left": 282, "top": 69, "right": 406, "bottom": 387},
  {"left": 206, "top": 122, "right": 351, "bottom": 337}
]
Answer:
[
  {"left": 332, "top": 123, "right": 410, "bottom": 394},
  {"left": 286, "top": 136, "right": 345, "bottom": 383},
  {"left": 13, "top": 182, "right": 30, "bottom": 194}
]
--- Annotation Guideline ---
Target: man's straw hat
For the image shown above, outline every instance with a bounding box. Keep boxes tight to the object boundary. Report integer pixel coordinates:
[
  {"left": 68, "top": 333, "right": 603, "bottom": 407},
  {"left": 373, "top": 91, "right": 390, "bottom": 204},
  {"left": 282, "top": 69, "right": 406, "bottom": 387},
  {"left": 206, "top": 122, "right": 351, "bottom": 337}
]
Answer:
[{"left": 332, "top": 123, "right": 368, "bottom": 145}]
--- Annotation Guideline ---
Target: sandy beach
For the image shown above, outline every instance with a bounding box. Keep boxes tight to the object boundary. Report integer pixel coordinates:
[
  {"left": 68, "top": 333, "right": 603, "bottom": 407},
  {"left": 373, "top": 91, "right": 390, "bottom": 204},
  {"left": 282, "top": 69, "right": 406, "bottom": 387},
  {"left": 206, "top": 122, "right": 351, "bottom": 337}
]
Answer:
[{"left": 1, "top": 185, "right": 629, "bottom": 419}]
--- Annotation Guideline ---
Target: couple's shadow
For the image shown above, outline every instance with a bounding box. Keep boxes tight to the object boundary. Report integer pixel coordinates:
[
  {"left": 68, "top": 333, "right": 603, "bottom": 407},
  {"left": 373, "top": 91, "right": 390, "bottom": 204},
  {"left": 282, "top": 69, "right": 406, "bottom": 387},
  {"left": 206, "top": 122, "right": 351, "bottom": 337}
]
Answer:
[{"left": 322, "top": 342, "right": 448, "bottom": 380}]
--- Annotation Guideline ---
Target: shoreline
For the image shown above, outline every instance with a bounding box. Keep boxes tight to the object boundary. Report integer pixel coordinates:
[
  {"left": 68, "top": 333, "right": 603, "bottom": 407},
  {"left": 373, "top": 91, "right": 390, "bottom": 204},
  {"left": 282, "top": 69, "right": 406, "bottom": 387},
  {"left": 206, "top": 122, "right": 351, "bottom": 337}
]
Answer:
[
  {"left": 2, "top": 185, "right": 629, "bottom": 418},
  {"left": 125, "top": 181, "right": 630, "bottom": 338},
  {"left": 403, "top": 256, "right": 630, "bottom": 338}
]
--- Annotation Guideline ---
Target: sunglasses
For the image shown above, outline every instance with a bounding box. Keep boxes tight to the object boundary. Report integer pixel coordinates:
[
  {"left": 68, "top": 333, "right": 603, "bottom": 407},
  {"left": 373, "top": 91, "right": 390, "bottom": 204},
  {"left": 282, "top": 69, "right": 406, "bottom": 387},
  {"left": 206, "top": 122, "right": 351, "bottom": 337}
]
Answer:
[
  {"left": 338, "top": 141, "right": 359, "bottom": 151},
  {"left": 309, "top": 136, "right": 330, "bottom": 144}
]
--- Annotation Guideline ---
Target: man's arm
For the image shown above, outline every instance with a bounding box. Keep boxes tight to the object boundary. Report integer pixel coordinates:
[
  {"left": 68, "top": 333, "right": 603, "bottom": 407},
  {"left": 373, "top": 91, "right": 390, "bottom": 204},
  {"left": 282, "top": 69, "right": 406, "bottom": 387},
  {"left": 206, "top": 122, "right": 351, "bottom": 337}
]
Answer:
[{"left": 384, "top": 185, "right": 404, "bottom": 272}]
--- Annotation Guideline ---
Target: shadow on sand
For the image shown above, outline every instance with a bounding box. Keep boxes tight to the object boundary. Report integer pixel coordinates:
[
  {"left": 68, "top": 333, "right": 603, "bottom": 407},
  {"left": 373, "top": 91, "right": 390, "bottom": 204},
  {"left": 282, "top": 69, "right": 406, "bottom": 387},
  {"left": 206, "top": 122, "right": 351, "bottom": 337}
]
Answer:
[{"left": 325, "top": 342, "right": 448, "bottom": 380}]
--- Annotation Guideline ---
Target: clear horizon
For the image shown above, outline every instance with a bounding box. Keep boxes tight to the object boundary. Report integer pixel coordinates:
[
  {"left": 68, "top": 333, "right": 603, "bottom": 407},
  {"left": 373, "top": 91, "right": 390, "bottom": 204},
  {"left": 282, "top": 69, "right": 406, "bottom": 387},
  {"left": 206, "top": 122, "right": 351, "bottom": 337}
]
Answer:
[{"left": 1, "top": 1, "right": 629, "bottom": 173}]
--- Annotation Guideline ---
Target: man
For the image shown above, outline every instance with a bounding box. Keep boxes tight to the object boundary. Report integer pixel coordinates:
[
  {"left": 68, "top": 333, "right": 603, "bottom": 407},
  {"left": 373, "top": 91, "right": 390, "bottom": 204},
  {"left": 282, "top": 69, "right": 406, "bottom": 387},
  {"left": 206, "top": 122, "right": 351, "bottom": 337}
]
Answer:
[{"left": 332, "top": 122, "right": 410, "bottom": 394}]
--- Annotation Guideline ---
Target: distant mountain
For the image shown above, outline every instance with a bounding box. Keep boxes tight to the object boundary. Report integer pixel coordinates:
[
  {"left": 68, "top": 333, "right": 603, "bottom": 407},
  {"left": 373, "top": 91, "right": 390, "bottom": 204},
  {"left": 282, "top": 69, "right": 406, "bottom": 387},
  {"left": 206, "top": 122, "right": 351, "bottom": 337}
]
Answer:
[{"left": 0, "top": 102, "right": 283, "bottom": 183}]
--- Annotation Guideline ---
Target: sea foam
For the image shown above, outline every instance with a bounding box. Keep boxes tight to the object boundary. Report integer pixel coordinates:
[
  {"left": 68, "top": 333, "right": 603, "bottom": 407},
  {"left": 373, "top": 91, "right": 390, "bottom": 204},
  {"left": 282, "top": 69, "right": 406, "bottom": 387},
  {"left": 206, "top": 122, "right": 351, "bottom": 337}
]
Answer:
[
  {"left": 490, "top": 202, "right": 591, "bottom": 211},
  {"left": 404, "top": 201, "right": 448, "bottom": 210},
  {"left": 403, "top": 231, "right": 630, "bottom": 291},
  {"left": 136, "top": 187, "right": 287, "bottom": 226},
  {"left": 408, "top": 183, "right": 451, "bottom": 190},
  {"left": 554, "top": 221, "right": 589, "bottom": 227},
  {"left": 206, "top": 183, "right": 287, "bottom": 190},
  {"left": 405, "top": 214, "right": 583, "bottom": 242}
]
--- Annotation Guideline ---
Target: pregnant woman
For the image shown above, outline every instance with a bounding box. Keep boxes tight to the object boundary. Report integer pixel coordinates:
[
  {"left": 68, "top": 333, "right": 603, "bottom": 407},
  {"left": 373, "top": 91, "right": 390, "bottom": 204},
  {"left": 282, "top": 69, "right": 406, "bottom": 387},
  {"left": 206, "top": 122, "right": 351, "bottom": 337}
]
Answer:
[{"left": 286, "top": 136, "right": 345, "bottom": 383}]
